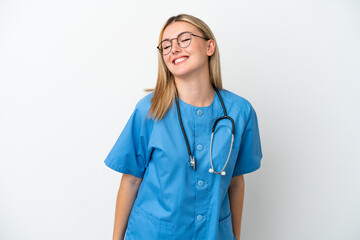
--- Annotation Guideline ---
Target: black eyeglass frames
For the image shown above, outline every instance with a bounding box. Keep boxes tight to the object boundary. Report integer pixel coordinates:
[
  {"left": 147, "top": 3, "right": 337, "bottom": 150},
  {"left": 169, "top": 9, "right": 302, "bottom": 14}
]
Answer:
[{"left": 157, "top": 31, "right": 210, "bottom": 55}]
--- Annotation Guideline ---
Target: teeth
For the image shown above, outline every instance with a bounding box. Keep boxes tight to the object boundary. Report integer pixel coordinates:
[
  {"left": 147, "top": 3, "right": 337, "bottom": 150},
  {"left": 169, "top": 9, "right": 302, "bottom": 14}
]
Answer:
[{"left": 174, "top": 57, "right": 187, "bottom": 64}]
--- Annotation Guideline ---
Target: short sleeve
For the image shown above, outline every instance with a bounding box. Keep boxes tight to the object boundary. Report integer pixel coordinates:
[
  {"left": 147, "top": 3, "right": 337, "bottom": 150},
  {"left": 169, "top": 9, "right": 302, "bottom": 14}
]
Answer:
[
  {"left": 104, "top": 103, "right": 153, "bottom": 178},
  {"left": 232, "top": 105, "right": 263, "bottom": 177}
]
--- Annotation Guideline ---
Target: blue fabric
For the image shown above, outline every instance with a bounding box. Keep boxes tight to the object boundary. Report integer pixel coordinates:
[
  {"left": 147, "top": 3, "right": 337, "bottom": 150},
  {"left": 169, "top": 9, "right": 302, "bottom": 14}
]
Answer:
[{"left": 105, "top": 89, "right": 263, "bottom": 240}]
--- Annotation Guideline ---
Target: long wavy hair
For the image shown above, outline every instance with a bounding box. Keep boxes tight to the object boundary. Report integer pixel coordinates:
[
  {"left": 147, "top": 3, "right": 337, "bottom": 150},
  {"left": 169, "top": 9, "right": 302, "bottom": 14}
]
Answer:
[{"left": 146, "top": 14, "right": 223, "bottom": 120}]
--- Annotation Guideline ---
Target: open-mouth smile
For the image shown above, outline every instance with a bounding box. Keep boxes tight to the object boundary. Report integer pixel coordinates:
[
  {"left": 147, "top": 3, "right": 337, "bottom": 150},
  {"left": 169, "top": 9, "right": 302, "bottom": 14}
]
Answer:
[{"left": 172, "top": 56, "right": 189, "bottom": 65}]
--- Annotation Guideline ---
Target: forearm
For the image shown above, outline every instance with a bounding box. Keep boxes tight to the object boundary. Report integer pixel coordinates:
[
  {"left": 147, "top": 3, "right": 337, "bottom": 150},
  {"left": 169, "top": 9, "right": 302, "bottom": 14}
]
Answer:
[
  {"left": 113, "top": 174, "right": 142, "bottom": 240},
  {"left": 228, "top": 175, "right": 245, "bottom": 240}
]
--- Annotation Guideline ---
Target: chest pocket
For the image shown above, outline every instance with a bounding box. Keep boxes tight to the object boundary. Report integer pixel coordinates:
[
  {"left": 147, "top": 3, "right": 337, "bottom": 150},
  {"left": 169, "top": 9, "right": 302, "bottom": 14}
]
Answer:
[{"left": 125, "top": 206, "right": 173, "bottom": 240}]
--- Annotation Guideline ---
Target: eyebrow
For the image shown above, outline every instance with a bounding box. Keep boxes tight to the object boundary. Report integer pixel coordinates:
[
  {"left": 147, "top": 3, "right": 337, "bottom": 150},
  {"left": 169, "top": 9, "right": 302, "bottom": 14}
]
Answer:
[{"left": 162, "top": 31, "right": 189, "bottom": 41}]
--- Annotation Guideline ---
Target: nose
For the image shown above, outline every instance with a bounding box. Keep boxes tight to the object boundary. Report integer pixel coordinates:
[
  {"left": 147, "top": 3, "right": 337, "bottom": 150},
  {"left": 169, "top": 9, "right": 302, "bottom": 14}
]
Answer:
[{"left": 171, "top": 39, "right": 181, "bottom": 54}]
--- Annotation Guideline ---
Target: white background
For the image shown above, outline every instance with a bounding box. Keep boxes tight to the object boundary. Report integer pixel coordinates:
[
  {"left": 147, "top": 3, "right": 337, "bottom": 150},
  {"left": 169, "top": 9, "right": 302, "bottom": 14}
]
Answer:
[{"left": 0, "top": 0, "right": 359, "bottom": 239}]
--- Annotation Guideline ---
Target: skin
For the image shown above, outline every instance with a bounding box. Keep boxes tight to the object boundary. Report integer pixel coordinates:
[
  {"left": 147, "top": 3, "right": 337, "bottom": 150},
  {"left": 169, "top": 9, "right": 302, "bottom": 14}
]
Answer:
[
  {"left": 112, "top": 21, "right": 245, "bottom": 240},
  {"left": 161, "top": 21, "right": 216, "bottom": 107},
  {"left": 229, "top": 175, "right": 245, "bottom": 240},
  {"left": 112, "top": 174, "right": 142, "bottom": 240}
]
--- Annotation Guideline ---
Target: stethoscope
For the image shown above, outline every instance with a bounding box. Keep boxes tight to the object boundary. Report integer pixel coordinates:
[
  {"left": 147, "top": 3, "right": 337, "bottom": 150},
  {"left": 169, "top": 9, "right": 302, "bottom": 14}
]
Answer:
[{"left": 175, "top": 86, "right": 235, "bottom": 176}]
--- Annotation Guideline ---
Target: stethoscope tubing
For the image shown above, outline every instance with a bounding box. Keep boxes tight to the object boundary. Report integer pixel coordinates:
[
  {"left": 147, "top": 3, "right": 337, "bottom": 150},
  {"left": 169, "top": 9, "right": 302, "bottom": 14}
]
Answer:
[
  {"left": 209, "top": 131, "right": 234, "bottom": 175},
  {"left": 175, "top": 90, "right": 196, "bottom": 169},
  {"left": 175, "top": 86, "right": 235, "bottom": 175}
]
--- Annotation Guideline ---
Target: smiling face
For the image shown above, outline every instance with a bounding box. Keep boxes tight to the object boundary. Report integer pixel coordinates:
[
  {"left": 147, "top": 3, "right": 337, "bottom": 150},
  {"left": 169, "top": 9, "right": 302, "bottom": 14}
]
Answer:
[{"left": 161, "top": 21, "right": 215, "bottom": 80}]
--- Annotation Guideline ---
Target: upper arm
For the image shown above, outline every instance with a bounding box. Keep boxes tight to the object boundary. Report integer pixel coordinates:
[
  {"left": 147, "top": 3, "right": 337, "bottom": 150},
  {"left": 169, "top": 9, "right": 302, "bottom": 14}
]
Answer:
[
  {"left": 232, "top": 105, "right": 263, "bottom": 177},
  {"left": 229, "top": 174, "right": 245, "bottom": 189},
  {"left": 121, "top": 173, "right": 143, "bottom": 186},
  {"left": 104, "top": 102, "right": 154, "bottom": 178}
]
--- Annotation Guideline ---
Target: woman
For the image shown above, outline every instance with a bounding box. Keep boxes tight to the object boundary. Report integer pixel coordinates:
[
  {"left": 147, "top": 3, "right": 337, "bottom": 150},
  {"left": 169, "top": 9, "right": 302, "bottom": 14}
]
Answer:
[{"left": 105, "top": 14, "right": 263, "bottom": 240}]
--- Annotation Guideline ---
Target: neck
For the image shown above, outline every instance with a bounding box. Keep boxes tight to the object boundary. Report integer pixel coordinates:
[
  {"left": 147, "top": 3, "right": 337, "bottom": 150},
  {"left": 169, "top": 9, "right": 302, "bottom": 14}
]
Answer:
[{"left": 174, "top": 74, "right": 215, "bottom": 107}]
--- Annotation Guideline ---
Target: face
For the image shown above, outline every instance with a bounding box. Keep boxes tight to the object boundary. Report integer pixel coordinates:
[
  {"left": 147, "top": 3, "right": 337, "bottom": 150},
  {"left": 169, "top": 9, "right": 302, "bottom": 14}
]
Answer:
[{"left": 161, "top": 21, "right": 215, "bottom": 79}]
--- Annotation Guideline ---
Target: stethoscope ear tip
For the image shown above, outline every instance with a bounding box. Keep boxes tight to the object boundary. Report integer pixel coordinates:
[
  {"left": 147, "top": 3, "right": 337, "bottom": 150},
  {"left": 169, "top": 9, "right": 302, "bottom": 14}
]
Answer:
[{"left": 209, "top": 168, "right": 226, "bottom": 176}]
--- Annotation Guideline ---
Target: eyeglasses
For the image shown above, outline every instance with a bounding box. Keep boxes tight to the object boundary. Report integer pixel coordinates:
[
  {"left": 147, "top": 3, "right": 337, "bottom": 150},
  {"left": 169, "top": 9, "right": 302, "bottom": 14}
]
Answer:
[{"left": 157, "top": 31, "right": 210, "bottom": 55}]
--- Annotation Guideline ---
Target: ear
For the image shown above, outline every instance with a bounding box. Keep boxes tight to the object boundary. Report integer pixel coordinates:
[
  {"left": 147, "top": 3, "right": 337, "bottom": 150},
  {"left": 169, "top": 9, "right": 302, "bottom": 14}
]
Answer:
[{"left": 206, "top": 39, "right": 216, "bottom": 56}]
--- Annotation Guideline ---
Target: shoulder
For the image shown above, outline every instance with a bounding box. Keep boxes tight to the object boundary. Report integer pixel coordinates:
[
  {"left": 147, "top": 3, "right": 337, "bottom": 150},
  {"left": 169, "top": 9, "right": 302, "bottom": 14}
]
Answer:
[
  {"left": 133, "top": 91, "right": 154, "bottom": 120},
  {"left": 220, "top": 89, "right": 255, "bottom": 115}
]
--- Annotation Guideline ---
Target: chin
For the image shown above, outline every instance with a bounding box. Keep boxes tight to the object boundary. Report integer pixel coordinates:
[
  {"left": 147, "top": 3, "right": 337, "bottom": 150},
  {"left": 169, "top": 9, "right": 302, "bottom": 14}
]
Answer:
[
  {"left": 172, "top": 70, "right": 194, "bottom": 79},
  {"left": 171, "top": 66, "right": 199, "bottom": 78}
]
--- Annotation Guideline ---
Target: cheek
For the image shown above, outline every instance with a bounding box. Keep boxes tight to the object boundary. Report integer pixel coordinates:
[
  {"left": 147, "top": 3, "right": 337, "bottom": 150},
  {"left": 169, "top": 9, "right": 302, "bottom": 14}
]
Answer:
[
  {"left": 188, "top": 44, "right": 207, "bottom": 59},
  {"left": 163, "top": 56, "right": 172, "bottom": 67}
]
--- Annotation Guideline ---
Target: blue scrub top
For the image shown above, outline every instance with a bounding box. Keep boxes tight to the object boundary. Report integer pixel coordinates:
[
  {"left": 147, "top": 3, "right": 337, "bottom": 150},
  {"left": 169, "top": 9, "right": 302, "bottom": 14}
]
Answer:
[{"left": 105, "top": 89, "right": 263, "bottom": 240}]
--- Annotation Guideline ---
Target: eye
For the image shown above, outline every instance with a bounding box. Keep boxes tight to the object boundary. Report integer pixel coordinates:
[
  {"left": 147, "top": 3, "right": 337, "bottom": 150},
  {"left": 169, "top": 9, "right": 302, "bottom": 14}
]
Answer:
[
  {"left": 161, "top": 41, "right": 171, "bottom": 50},
  {"left": 178, "top": 32, "right": 191, "bottom": 42},
  {"left": 181, "top": 38, "right": 191, "bottom": 42}
]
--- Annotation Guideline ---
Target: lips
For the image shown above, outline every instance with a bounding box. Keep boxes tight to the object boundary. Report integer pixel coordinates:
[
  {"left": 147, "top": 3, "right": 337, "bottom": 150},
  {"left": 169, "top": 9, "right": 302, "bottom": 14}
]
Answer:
[{"left": 172, "top": 56, "right": 189, "bottom": 65}]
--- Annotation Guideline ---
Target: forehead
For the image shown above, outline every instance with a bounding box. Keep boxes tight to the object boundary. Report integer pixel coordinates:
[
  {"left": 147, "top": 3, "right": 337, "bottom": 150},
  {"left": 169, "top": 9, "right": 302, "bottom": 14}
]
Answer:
[{"left": 162, "top": 21, "right": 200, "bottom": 40}]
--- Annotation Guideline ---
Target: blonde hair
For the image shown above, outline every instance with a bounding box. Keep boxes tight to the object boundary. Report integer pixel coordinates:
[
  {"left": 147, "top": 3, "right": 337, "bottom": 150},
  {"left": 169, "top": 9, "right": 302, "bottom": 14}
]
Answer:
[{"left": 146, "top": 14, "right": 222, "bottom": 120}]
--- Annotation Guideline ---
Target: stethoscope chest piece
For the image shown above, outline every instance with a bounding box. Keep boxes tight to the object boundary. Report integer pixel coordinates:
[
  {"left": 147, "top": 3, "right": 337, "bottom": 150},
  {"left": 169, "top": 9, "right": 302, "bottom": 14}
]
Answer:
[{"left": 190, "top": 155, "right": 195, "bottom": 170}]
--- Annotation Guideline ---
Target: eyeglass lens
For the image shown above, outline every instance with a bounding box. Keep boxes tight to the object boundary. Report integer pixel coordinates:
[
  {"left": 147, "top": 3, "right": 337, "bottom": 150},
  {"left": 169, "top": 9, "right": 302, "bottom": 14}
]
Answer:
[{"left": 160, "top": 32, "right": 192, "bottom": 55}]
